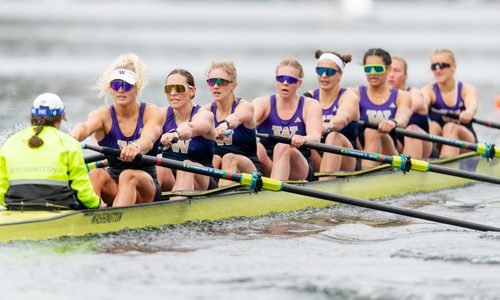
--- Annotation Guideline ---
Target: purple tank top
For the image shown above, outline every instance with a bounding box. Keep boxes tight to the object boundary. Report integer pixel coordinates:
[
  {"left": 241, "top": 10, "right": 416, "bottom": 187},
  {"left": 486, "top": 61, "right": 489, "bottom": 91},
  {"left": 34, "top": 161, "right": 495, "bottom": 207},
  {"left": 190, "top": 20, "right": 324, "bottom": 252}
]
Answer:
[
  {"left": 99, "top": 102, "right": 147, "bottom": 149},
  {"left": 98, "top": 102, "right": 159, "bottom": 170},
  {"left": 358, "top": 86, "right": 398, "bottom": 123},
  {"left": 310, "top": 88, "right": 346, "bottom": 122},
  {"left": 256, "top": 95, "right": 307, "bottom": 137},
  {"left": 429, "top": 82, "right": 464, "bottom": 126}
]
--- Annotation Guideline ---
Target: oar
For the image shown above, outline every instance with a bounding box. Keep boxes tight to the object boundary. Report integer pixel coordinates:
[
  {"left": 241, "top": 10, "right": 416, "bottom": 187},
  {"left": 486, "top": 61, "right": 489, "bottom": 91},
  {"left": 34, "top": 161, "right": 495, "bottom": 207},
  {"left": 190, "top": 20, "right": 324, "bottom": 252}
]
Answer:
[
  {"left": 358, "top": 120, "right": 499, "bottom": 159},
  {"left": 83, "top": 143, "right": 500, "bottom": 232},
  {"left": 84, "top": 153, "right": 106, "bottom": 163},
  {"left": 431, "top": 108, "right": 500, "bottom": 130},
  {"left": 257, "top": 133, "right": 500, "bottom": 185}
]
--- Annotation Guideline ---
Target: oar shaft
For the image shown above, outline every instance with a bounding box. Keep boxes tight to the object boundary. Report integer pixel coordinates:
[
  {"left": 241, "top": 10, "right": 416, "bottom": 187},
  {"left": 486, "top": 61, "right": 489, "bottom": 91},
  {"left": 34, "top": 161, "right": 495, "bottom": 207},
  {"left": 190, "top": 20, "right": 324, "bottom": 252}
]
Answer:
[
  {"left": 257, "top": 133, "right": 500, "bottom": 184},
  {"left": 358, "top": 120, "right": 499, "bottom": 158},
  {"left": 431, "top": 108, "right": 500, "bottom": 129},
  {"left": 282, "top": 184, "right": 500, "bottom": 232},
  {"left": 257, "top": 133, "right": 395, "bottom": 164}
]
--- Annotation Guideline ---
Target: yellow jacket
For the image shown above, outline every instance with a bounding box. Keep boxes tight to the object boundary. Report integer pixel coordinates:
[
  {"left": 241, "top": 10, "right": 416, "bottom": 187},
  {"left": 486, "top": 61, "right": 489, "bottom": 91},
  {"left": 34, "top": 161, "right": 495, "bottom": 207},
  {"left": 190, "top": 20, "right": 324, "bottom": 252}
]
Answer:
[{"left": 0, "top": 126, "right": 100, "bottom": 210}]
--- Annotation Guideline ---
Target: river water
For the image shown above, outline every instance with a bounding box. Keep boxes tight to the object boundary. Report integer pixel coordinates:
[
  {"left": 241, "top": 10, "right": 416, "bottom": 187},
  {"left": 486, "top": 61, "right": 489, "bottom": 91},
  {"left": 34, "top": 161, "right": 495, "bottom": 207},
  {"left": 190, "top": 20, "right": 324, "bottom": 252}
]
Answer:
[{"left": 1, "top": 0, "right": 500, "bottom": 299}]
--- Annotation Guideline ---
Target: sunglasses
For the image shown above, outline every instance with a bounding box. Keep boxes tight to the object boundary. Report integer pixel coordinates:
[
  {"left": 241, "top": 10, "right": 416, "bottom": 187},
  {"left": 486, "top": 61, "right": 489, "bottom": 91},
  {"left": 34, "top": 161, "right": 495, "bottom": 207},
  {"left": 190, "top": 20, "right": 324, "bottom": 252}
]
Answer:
[
  {"left": 364, "top": 64, "right": 386, "bottom": 75},
  {"left": 431, "top": 62, "right": 451, "bottom": 71},
  {"left": 164, "top": 84, "right": 192, "bottom": 94},
  {"left": 275, "top": 75, "right": 300, "bottom": 84},
  {"left": 316, "top": 67, "right": 338, "bottom": 77},
  {"left": 110, "top": 80, "right": 135, "bottom": 92},
  {"left": 207, "top": 78, "right": 232, "bottom": 87}
]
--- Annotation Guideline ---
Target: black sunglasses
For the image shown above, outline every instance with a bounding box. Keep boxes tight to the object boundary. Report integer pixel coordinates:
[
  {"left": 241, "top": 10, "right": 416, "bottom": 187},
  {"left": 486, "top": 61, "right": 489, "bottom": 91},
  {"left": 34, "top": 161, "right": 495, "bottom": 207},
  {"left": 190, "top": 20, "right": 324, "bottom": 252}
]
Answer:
[{"left": 431, "top": 62, "right": 451, "bottom": 71}]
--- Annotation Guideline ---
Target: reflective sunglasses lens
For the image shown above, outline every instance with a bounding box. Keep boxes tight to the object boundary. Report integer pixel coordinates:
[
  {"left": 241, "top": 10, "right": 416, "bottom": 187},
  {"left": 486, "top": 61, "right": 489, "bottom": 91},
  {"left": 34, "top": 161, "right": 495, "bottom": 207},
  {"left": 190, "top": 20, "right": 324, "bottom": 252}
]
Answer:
[
  {"left": 276, "top": 75, "right": 298, "bottom": 84},
  {"left": 207, "top": 78, "right": 231, "bottom": 87},
  {"left": 374, "top": 66, "right": 385, "bottom": 73},
  {"left": 316, "top": 67, "right": 336, "bottom": 77},
  {"left": 122, "top": 81, "right": 134, "bottom": 92},
  {"left": 110, "top": 80, "right": 134, "bottom": 92},
  {"left": 431, "top": 62, "right": 450, "bottom": 71},
  {"left": 164, "top": 84, "right": 187, "bottom": 94},
  {"left": 364, "top": 65, "right": 385, "bottom": 74},
  {"left": 110, "top": 81, "right": 122, "bottom": 91}
]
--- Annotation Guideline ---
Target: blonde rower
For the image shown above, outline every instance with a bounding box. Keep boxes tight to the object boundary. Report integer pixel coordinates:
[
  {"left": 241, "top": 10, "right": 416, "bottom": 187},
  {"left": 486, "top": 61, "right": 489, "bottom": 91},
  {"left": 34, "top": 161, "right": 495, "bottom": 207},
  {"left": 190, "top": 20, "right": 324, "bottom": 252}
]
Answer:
[
  {"left": 70, "top": 54, "right": 163, "bottom": 207},
  {"left": 254, "top": 59, "right": 322, "bottom": 181},
  {"left": 422, "top": 49, "right": 478, "bottom": 157},
  {"left": 202, "top": 61, "right": 261, "bottom": 186}
]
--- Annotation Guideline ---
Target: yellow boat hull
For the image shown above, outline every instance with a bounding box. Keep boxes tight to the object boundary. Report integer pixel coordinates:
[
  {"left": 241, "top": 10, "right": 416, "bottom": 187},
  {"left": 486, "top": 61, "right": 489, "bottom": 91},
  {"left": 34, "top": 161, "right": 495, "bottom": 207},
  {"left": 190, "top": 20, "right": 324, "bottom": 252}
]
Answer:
[{"left": 1, "top": 153, "right": 498, "bottom": 242}]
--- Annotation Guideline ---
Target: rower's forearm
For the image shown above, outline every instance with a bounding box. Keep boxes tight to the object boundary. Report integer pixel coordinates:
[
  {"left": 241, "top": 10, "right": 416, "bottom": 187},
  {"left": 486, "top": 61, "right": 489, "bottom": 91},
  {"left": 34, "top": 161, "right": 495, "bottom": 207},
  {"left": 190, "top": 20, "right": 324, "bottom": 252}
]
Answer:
[{"left": 69, "top": 123, "right": 88, "bottom": 141}]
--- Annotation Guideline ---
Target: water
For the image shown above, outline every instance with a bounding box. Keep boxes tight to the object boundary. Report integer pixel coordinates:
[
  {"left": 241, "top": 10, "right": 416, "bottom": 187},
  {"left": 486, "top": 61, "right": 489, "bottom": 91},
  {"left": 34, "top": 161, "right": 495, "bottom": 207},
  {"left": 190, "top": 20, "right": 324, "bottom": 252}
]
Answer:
[{"left": 1, "top": 0, "right": 500, "bottom": 299}]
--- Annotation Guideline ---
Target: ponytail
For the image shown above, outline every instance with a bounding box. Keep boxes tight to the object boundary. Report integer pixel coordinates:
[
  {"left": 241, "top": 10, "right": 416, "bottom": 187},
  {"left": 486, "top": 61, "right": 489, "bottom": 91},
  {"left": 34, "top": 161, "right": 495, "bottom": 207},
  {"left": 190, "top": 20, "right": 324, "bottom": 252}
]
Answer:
[{"left": 28, "top": 116, "right": 60, "bottom": 148}]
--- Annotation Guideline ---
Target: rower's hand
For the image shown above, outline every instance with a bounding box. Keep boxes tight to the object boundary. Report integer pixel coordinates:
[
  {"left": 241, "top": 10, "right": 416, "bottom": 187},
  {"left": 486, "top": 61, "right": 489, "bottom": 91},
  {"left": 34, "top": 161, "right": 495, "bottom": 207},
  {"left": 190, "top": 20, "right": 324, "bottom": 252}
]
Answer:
[
  {"left": 215, "top": 123, "right": 229, "bottom": 140},
  {"left": 379, "top": 119, "right": 396, "bottom": 133},
  {"left": 459, "top": 111, "right": 473, "bottom": 124},
  {"left": 119, "top": 144, "right": 140, "bottom": 162},
  {"left": 291, "top": 134, "right": 307, "bottom": 148},
  {"left": 160, "top": 132, "right": 179, "bottom": 150}
]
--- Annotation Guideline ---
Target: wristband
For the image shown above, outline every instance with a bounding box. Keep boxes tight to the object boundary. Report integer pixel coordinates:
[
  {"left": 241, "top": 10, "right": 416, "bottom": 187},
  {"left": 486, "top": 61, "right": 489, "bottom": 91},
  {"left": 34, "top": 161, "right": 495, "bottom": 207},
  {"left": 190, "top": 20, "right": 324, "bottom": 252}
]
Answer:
[
  {"left": 390, "top": 119, "right": 398, "bottom": 127},
  {"left": 219, "top": 119, "right": 230, "bottom": 129}
]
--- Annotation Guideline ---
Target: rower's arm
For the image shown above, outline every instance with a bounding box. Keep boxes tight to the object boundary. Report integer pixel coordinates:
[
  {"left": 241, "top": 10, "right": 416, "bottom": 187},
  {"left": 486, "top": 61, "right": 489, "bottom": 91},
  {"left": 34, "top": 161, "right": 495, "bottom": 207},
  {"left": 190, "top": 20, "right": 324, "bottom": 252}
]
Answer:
[
  {"left": 133, "top": 103, "right": 163, "bottom": 154},
  {"left": 409, "top": 88, "right": 428, "bottom": 114},
  {"left": 420, "top": 84, "right": 434, "bottom": 109},
  {"left": 394, "top": 90, "right": 412, "bottom": 128},
  {"left": 332, "top": 89, "right": 360, "bottom": 129},
  {"left": 460, "top": 83, "right": 478, "bottom": 123},
  {"left": 303, "top": 97, "right": 323, "bottom": 143},
  {"left": 69, "top": 107, "right": 107, "bottom": 141},
  {"left": 178, "top": 108, "right": 216, "bottom": 140},
  {"left": 225, "top": 99, "right": 255, "bottom": 129},
  {"left": 252, "top": 96, "right": 271, "bottom": 125}
]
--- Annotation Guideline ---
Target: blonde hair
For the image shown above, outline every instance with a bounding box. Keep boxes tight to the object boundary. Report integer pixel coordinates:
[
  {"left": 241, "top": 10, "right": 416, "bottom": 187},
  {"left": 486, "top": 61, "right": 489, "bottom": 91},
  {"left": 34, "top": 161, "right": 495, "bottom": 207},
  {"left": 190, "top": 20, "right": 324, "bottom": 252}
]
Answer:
[
  {"left": 207, "top": 61, "right": 237, "bottom": 82},
  {"left": 392, "top": 56, "right": 408, "bottom": 75},
  {"left": 95, "top": 53, "right": 149, "bottom": 99},
  {"left": 276, "top": 59, "right": 304, "bottom": 78},
  {"left": 432, "top": 49, "right": 456, "bottom": 64}
]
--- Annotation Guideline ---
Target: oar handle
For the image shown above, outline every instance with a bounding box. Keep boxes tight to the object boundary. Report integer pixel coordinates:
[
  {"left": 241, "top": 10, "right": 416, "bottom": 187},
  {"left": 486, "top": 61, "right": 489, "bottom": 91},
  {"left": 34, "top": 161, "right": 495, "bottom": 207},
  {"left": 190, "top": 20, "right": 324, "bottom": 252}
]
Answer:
[{"left": 431, "top": 108, "right": 500, "bottom": 129}]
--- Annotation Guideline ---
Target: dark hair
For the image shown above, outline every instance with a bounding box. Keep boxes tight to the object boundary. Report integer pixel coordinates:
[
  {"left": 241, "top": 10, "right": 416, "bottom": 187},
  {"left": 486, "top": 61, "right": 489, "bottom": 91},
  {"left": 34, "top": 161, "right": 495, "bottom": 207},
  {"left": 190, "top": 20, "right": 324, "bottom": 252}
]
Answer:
[
  {"left": 28, "top": 116, "right": 60, "bottom": 148},
  {"left": 166, "top": 69, "right": 195, "bottom": 87},
  {"left": 363, "top": 48, "right": 391, "bottom": 65},
  {"left": 314, "top": 49, "right": 352, "bottom": 66}
]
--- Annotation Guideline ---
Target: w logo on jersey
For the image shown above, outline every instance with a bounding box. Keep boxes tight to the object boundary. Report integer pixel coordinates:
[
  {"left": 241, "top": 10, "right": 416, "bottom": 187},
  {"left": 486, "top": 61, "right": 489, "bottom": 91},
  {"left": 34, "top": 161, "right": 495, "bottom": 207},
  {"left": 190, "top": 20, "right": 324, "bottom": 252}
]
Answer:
[
  {"left": 216, "top": 132, "right": 233, "bottom": 146},
  {"left": 366, "top": 110, "right": 393, "bottom": 123},
  {"left": 171, "top": 140, "right": 190, "bottom": 154},
  {"left": 271, "top": 125, "right": 299, "bottom": 137}
]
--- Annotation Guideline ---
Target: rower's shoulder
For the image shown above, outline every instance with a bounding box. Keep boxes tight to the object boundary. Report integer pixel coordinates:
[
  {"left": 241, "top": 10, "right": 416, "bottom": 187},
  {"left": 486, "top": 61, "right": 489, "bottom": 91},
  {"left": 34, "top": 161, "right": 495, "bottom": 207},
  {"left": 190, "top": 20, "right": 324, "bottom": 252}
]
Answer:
[{"left": 251, "top": 95, "right": 271, "bottom": 105}]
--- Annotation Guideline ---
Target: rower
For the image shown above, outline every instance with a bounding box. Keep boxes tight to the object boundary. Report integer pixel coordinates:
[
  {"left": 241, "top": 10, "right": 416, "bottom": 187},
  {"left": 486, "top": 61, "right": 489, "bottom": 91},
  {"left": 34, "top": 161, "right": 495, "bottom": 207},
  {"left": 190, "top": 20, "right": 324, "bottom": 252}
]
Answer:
[
  {"left": 304, "top": 49, "right": 360, "bottom": 179},
  {"left": 202, "top": 61, "right": 263, "bottom": 186},
  {"left": 354, "top": 48, "right": 412, "bottom": 169},
  {"left": 70, "top": 54, "right": 164, "bottom": 207},
  {"left": 157, "top": 69, "right": 217, "bottom": 195},
  {"left": 0, "top": 93, "right": 105, "bottom": 210},
  {"left": 421, "top": 49, "right": 478, "bottom": 157},
  {"left": 253, "top": 59, "right": 322, "bottom": 181},
  {"left": 387, "top": 56, "right": 432, "bottom": 159}
]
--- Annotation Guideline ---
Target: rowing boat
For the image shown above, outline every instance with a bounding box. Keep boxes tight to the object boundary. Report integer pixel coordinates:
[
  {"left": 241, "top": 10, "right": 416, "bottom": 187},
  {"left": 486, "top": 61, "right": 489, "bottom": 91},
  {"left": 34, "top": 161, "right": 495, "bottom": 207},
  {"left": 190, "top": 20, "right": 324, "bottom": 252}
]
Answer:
[{"left": 0, "top": 152, "right": 498, "bottom": 242}]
